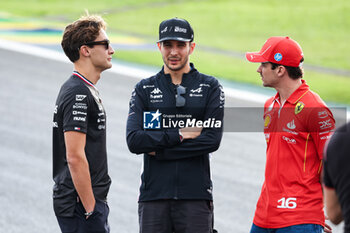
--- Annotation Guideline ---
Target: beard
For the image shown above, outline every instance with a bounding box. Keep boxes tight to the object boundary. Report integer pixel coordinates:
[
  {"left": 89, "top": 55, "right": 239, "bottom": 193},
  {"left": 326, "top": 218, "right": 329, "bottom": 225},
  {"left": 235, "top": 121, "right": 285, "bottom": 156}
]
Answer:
[{"left": 163, "top": 56, "right": 189, "bottom": 72}]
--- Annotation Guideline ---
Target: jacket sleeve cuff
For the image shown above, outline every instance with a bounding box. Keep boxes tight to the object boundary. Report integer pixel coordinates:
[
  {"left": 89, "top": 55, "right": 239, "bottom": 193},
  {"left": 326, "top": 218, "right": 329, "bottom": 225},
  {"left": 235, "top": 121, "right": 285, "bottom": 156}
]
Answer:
[
  {"left": 155, "top": 129, "right": 181, "bottom": 160},
  {"left": 166, "top": 128, "right": 182, "bottom": 145}
]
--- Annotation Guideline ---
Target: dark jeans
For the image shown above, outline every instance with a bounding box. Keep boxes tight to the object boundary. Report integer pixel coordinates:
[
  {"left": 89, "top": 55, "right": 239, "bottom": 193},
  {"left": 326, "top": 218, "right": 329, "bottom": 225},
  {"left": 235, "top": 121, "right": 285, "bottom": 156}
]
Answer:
[
  {"left": 138, "top": 199, "right": 214, "bottom": 233},
  {"left": 56, "top": 199, "right": 110, "bottom": 233},
  {"left": 250, "top": 223, "right": 323, "bottom": 233}
]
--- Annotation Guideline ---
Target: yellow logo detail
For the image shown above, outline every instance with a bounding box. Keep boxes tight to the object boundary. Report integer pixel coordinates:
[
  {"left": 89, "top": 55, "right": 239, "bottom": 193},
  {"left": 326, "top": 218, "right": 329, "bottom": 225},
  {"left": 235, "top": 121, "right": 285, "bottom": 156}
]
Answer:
[
  {"left": 264, "top": 114, "right": 271, "bottom": 128},
  {"left": 295, "top": 102, "right": 304, "bottom": 115}
]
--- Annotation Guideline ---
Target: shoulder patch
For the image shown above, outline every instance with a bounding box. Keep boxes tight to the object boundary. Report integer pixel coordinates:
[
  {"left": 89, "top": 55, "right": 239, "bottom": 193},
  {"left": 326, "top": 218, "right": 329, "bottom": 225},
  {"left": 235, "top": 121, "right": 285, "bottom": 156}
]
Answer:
[{"left": 264, "top": 114, "right": 271, "bottom": 128}]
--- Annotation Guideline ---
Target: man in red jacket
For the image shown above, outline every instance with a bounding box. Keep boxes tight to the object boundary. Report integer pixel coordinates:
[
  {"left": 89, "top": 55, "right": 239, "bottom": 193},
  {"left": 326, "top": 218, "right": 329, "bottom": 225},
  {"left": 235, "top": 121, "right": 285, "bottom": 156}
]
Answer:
[{"left": 246, "top": 36, "right": 334, "bottom": 233}]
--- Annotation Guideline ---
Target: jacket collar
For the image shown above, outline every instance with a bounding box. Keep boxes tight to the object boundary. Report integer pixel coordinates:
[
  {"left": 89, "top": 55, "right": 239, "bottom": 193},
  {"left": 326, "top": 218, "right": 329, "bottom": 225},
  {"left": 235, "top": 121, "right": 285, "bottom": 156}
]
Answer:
[
  {"left": 273, "top": 79, "right": 310, "bottom": 105},
  {"left": 72, "top": 71, "right": 97, "bottom": 89},
  {"left": 159, "top": 63, "right": 198, "bottom": 85}
]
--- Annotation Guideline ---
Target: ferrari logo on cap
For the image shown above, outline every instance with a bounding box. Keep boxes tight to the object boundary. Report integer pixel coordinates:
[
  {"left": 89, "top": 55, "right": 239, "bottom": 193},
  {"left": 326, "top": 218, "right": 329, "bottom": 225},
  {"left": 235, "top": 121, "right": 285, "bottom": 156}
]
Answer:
[{"left": 295, "top": 102, "right": 304, "bottom": 115}]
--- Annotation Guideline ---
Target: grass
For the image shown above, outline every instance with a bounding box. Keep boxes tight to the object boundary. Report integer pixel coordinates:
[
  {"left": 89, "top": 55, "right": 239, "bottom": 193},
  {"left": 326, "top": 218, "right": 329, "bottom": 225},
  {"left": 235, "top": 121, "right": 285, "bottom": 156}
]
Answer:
[
  {"left": 1, "top": 0, "right": 350, "bottom": 104},
  {"left": 104, "top": 0, "right": 350, "bottom": 70},
  {"left": 0, "top": 0, "right": 168, "bottom": 17},
  {"left": 115, "top": 50, "right": 350, "bottom": 104}
]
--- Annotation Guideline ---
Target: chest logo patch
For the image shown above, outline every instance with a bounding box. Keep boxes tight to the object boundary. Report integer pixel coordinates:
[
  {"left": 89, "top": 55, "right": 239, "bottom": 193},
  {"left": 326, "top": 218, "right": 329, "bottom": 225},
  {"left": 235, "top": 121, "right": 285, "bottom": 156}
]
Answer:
[
  {"left": 150, "top": 88, "right": 163, "bottom": 103},
  {"left": 189, "top": 87, "right": 203, "bottom": 97},
  {"left": 150, "top": 88, "right": 162, "bottom": 94},
  {"left": 295, "top": 102, "right": 304, "bottom": 115}
]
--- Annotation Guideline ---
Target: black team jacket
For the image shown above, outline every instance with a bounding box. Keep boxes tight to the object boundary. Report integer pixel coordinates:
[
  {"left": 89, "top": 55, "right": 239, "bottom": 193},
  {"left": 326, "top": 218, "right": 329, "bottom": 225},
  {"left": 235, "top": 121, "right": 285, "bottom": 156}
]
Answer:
[{"left": 126, "top": 63, "right": 225, "bottom": 202}]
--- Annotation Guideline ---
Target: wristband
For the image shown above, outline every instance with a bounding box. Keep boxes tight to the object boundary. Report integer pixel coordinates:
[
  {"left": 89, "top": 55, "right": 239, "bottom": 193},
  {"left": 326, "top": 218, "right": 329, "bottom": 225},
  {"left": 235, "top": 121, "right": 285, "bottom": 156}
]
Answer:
[{"left": 84, "top": 211, "right": 93, "bottom": 216}]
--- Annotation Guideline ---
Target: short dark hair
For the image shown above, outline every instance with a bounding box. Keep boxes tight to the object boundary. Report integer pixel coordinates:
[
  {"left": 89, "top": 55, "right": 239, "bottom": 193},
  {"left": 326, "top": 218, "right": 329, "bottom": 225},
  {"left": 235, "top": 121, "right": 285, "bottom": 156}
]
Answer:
[
  {"left": 61, "top": 15, "right": 106, "bottom": 62},
  {"left": 270, "top": 57, "right": 304, "bottom": 79}
]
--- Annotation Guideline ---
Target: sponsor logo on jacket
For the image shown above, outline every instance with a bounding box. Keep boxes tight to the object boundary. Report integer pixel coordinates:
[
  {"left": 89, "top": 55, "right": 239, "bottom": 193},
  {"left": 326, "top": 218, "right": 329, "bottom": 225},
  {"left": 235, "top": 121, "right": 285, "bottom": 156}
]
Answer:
[
  {"left": 76, "top": 95, "right": 86, "bottom": 101},
  {"left": 264, "top": 114, "right": 271, "bottom": 128},
  {"left": 149, "top": 88, "right": 163, "bottom": 103},
  {"left": 189, "top": 87, "right": 203, "bottom": 97},
  {"left": 287, "top": 120, "right": 296, "bottom": 130},
  {"left": 318, "top": 110, "right": 328, "bottom": 119},
  {"left": 319, "top": 119, "right": 332, "bottom": 130},
  {"left": 282, "top": 136, "right": 296, "bottom": 144}
]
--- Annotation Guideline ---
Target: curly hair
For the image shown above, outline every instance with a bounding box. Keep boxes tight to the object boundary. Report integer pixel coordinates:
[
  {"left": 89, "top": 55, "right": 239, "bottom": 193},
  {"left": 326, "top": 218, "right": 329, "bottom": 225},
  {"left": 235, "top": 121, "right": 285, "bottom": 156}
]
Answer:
[{"left": 61, "top": 15, "right": 107, "bottom": 62}]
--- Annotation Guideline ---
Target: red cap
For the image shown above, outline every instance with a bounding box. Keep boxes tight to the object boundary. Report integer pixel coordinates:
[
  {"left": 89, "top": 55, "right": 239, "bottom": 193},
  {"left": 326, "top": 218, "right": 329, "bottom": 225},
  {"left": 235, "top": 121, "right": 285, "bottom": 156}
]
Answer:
[{"left": 246, "top": 36, "right": 303, "bottom": 67}]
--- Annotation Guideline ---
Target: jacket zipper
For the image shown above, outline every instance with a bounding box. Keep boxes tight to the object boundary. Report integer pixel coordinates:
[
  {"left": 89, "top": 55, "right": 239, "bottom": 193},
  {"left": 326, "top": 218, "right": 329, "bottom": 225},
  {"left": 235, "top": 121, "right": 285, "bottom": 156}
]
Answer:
[
  {"left": 174, "top": 161, "right": 178, "bottom": 199},
  {"left": 173, "top": 83, "right": 179, "bottom": 199}
]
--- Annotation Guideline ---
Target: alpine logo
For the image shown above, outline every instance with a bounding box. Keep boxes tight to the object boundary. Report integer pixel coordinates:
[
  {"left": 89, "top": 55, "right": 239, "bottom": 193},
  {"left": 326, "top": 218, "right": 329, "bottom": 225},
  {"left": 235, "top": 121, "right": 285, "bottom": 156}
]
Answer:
[
  {"left": 190, "top": 87, "right": 202, "bottom": 94},
  {"left": 160, "top": 26, "right": 168, "bottom": 34},
  {"left": 189, "top": 87, "right": 203, "bottom": 97},
  {"left": 287, "top": 120, "right": 296, "bottom": 130}
]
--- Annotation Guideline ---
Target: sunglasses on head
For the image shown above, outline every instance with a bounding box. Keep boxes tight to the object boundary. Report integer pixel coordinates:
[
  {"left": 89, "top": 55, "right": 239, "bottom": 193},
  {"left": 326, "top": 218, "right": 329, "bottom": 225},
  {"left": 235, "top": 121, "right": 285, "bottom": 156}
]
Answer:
[
  {"left": 176, "top": 85, "right": 186, "bottom": 107},
  {"left": 82, "top": 39, "right": 110, "bottom": 50}
]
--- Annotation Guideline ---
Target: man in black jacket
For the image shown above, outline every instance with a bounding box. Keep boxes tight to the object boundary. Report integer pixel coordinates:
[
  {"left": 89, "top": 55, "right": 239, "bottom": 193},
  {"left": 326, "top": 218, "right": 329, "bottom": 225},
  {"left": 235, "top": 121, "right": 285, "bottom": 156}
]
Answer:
[
  {"left": 323, "top": 122, "right": 350, "bottom": 232},
  {"left": 126, "top": 17, "right": 224, "bottom": 233}
]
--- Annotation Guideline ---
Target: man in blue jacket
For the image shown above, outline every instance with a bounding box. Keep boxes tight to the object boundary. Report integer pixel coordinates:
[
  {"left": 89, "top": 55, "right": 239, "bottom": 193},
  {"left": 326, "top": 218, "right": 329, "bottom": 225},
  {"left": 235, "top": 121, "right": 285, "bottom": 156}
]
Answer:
[{"left": 126, "top": 17, "right": 224, "bottom": 233}]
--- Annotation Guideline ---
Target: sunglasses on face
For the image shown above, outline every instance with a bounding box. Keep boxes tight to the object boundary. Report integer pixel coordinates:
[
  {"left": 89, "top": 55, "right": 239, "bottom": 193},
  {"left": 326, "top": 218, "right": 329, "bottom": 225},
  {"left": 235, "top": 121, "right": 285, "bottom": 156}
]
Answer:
[
  {"left": 176, "top": 85, "right": 186, "bottom": 107},
  {"left": 82, "top": 39, "right": 110, "bottom": 50}
]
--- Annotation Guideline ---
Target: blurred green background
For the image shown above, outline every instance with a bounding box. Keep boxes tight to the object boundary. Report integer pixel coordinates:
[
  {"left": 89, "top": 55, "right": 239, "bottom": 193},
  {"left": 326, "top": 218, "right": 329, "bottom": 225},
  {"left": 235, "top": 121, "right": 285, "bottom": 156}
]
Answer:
[{"left": 1, "top": 0, "right": 349, "bottom": 103}]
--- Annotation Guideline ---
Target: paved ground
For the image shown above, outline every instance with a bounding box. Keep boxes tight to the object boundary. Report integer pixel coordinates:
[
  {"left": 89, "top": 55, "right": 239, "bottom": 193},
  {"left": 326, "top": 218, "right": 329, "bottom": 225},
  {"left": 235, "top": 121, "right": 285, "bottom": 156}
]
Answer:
[{"left": 0, "top": 47, "right": 344, "bottom": 232}]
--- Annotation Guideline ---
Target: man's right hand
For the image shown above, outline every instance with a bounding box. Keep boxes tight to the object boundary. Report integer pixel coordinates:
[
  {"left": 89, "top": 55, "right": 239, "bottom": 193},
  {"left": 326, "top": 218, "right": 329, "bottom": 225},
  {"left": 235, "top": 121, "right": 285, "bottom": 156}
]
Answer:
[
  {"left": 180, "top": 127, "right": 202, "bottom": 140},
  {"left": 84, "top": 199, "right": 96, "bottom": 219}
]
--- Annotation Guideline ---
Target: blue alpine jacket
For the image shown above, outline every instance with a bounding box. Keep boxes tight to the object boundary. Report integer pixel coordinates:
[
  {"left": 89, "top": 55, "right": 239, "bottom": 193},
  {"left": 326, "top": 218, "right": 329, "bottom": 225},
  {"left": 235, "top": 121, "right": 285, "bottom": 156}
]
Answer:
[{"left": 126, "top": 63, "right": 224, "bottom": 201}]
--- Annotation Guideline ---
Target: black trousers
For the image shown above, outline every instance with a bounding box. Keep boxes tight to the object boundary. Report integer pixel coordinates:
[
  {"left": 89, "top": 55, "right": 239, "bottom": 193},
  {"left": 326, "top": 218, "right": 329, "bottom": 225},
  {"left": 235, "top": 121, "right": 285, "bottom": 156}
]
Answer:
[
  {"left": 56, "top": 199, "right": 110, "bottom": 233},
  {"left": 139, "top": 200, "right": 214, "bottom": 233}
]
